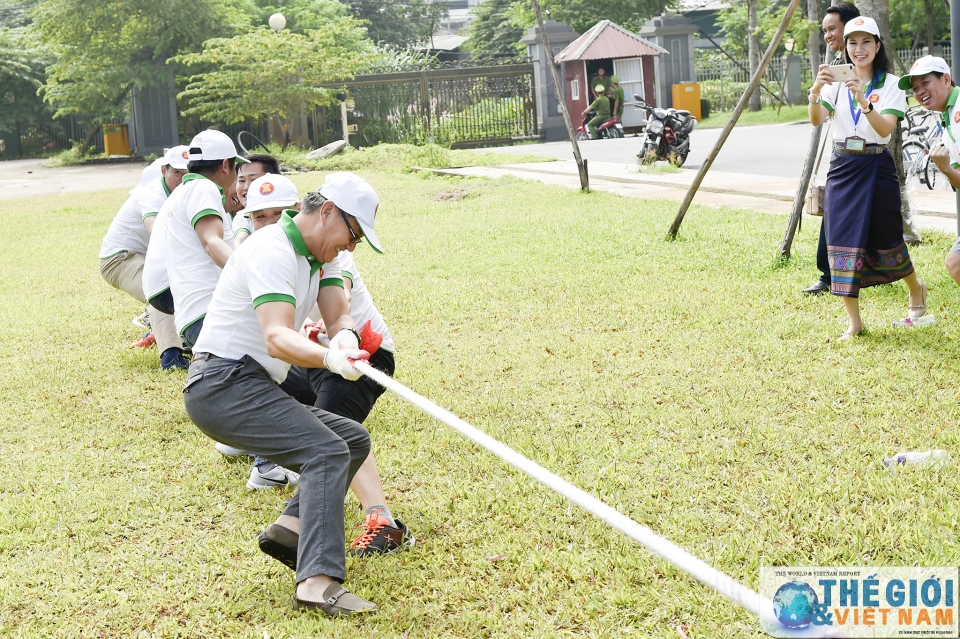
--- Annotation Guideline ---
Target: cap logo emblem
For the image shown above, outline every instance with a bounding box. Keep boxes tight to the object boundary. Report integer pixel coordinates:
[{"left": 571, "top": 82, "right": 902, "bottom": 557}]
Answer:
[
  {"left": 854, "top": 18, "right": 864, "bottom": 25},
  {"left": 869, "top": 94, "right": 880, "bottom": 103},
  {"left": 259, "top": 182, "right": 275, "bottom": 195},
  {"left": 181, "top": 151, "right": 189, "bottom": 159},
  {"left": 912, "top": 60, "right": 921, "bottom": 70}
]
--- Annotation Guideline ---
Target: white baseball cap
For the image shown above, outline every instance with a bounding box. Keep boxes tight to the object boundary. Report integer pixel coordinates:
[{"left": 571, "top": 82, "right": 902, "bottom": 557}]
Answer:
[
  {"left": 844, "top": 16, "right": 881, "bottom": 40},
  {"left": 138, "top": 158, "right": 163, "bottom": 188},
  {"left": 898, "top": 55, "right": 952, "bottom": 90},
  {"left": 162, "top": 145, "right": 190, "bottom": 170},
  {"left": 318, "top": 172, "right": 382, "bottom": 253},
  {"left": 239, "top": 174, "right": 299, "bottom": 216},
  {"left": 187, "top": 129, "right": 248, "bottom": 163}
]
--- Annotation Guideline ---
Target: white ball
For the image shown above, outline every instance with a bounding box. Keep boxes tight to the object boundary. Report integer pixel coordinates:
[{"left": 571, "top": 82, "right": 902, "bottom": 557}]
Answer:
[{"left": 268, "top": 13, "right": 286, "bottom": 30}]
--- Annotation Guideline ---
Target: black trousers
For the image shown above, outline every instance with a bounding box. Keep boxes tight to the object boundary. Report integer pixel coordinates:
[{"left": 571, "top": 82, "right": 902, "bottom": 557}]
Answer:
[{"left": 816, "top": 221, "right": 831, "bottom": 284}]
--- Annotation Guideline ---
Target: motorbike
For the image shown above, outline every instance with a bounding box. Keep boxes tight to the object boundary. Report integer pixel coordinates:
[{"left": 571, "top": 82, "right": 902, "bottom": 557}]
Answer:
[
  {"left": 632, "top": 95, "right": 696, "bottom": 167},
  {"left": 575, "top": 111, "right": 624, "bottom": 140}
]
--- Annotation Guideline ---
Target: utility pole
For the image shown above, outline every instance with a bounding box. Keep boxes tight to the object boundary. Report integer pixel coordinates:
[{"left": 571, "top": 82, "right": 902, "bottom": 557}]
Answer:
[{"left": 530, "top": 0, "right": 589, "bottom": 191}]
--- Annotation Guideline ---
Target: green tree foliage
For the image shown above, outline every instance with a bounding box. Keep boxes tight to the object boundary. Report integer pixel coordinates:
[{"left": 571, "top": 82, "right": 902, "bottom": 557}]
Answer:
[
  {"left": 508, "top": 0, "right": 667, "bottom": 36},
  {"left": 343, "top": 0, "right": 447, "bottom": 48},
  {"left": 0, "top": 26, "right": 52, "bottom": 131},
  {"left": 175, "top": 22, "right": 372, "bottom": 148},
  {"left": 463, "top": 0, "right": 526, "bottom": 56},
  {"left": 716, "top": 0, "right": 814, "bottom": 58},
  {"left": 34, "top": 0, "right": 247, "bottom": 150},
  {"left": 244, "top": 0, "right": 349, "bottom": 32},
  {"left": 890, "top": 0, "right": 949, "bottom": 50}
]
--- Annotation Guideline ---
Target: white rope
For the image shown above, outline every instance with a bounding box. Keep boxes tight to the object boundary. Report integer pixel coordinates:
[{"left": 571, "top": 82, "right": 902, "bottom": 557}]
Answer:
[{"left": 354, "top": 360, "right": 844, "bottom": 638}]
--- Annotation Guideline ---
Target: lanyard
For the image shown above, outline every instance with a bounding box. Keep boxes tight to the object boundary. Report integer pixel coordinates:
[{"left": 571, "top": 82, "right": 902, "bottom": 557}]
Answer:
[{"left": 848, "top": 72, "right": 879, "bottom": 132}]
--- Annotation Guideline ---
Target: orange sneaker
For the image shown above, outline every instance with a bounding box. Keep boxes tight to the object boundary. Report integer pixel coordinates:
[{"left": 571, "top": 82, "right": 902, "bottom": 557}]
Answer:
[
  {"left": 131, "top": 332, "right": 156, "bottom": 348},
  {"left": 348, "top": 510, "right": 415, "bottom": 557}
]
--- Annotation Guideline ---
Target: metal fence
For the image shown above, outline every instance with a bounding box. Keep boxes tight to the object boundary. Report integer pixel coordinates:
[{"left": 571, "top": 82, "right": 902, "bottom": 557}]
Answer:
[
  {"left": 315, "top": 61, "right": 538, "bottom": 149},
  {"left": 695, "top": 54, "right": 813, "bottom": 111},
  {"left": 695, "top": 47, "right": 954, "bottom": 113},
  {"left": 0, "top": 114, "right": 122, "bottom": 159}
]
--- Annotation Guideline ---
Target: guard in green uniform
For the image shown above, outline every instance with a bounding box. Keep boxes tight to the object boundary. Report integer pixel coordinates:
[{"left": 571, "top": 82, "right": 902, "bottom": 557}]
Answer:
[
  {"left": 607, "top": 76, "right": 625, "bottom": 118},
  {"left": 590, "top": 67, "right": 609, "bottom": 99},
  {"left": 582, "top": 89, "right": 611, "bottom": 139}
]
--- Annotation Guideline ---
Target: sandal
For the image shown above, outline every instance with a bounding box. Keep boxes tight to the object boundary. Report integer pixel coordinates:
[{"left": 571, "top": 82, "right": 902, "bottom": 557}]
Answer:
[
  {"left": 293, "top": 583, "right": 378, "bottom": 616},
  {"left": 908, "top": 281, "right": 928, "bottom": 320}
]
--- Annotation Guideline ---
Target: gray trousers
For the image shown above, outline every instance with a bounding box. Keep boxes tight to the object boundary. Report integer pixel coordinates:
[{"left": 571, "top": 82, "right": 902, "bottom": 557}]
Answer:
[{"left": 183, "top": 354, "right": 371, "bottom": 584}]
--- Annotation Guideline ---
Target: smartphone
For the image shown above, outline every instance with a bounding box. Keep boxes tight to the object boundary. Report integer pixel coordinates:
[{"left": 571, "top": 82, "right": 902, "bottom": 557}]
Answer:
[{"left": 831, "top": 64, "right": 856, "bottom": 83}]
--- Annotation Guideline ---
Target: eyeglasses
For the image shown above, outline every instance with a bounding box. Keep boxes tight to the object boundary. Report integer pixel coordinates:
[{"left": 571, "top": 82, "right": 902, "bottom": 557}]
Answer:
[{"left": 338, "top": 208, "right": 364, "bottom": 245}]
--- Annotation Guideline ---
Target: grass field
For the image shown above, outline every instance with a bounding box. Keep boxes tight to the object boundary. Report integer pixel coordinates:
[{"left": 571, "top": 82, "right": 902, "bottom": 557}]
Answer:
[
  {"left": 699, "top": 105, "right": 810, "bottom": 129},
  {"left": 3, "top": 169, "right": 960, "bottom": 638}
]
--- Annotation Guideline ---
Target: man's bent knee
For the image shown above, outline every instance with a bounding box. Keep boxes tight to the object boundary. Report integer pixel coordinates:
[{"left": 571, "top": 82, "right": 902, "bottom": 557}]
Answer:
[{"left": 946, "top": 252, "right": 960, "bottom": 284}]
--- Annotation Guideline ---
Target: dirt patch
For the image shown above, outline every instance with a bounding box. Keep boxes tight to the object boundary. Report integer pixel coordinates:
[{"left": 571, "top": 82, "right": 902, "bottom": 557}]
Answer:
[{"left": 433, "top": 188, "right": 472, "bottom": 201}]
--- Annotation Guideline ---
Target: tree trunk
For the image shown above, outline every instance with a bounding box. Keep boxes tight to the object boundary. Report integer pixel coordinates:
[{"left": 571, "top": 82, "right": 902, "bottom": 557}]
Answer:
[
  {"left": 855, "top": 0, "right": 889, "bottom": 40},
  {"left": 854, "top": 0, "right": 922, "bottom": 242},
  {"left": 748, "top": 0, "right": 762, "bottom": 111},
  {"left": 807, "top": 0, "right": 821, "bottom": 72},
  {"left": 925, "top": 0, "right": 934, "bottom": 49},
  {"left": 79, "top": 124, "right": 101, "bottom": 155}
]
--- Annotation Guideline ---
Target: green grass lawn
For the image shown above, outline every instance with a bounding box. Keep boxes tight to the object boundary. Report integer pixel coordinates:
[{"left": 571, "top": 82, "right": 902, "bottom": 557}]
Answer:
[
  {"left": 3, "top": 170, "right": 960, "bottom": 638},
  {"left": 699, "top": 105, "right": 810, "bottom": 129}
]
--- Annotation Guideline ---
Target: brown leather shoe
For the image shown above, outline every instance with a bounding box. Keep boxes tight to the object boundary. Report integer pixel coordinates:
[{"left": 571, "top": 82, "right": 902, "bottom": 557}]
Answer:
[
  {"left": 292, "top": 583, "right": 378, "bottom": 616},
  {"left": 258, "top": 523, "right": 298, "bottom": 570}
]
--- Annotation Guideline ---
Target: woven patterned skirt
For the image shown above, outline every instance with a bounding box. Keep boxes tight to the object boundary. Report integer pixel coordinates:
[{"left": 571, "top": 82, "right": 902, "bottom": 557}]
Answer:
[{"left": 823, "top": 150, "right": 913, "bottom": 298}]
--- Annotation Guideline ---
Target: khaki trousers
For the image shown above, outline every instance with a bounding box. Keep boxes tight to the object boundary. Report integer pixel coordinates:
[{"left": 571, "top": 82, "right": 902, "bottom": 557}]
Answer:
[{"left": 99, "top": 251, "right": 180, "bottom": 354}]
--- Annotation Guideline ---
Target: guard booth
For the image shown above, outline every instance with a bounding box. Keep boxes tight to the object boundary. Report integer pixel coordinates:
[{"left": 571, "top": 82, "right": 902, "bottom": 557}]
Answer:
[{"left": 555, "top": 20, "right": 666, "bottom": 132}]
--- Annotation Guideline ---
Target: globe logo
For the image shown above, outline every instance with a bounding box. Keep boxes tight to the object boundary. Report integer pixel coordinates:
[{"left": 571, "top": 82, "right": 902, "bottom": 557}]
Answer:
[{"left": 772, "top": 581, "right": 819, "bottom": 629}]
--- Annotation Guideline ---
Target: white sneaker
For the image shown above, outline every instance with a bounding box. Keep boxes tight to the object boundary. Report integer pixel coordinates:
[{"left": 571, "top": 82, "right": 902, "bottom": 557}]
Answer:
[
  {"left": 215, "top": 442, "right": 252, "bottom": 457},
  {"left": 132, "top": 310, "right": 151, "bottom": 329},
  {"left": 247, "top": 463, "right": 295, "bottom": 490}
]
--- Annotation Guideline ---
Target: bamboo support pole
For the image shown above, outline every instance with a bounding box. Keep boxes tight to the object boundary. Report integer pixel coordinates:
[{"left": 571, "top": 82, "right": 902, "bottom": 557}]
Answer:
[{"left": 665, "top": 0, "right": 803, "bottom": 241}]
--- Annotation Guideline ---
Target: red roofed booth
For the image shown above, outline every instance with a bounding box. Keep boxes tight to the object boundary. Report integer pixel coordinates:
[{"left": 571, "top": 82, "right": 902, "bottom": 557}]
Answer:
[{"left": 555, "top": 20, "right": 667, "bottom": 131}]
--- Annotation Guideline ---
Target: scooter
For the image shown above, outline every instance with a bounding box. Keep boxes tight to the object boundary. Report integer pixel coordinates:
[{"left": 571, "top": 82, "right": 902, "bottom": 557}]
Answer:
[
  {"left": 575, "top": 111, "right": 624, "bottom": 140},
  {"left": 632, "top": 95, "right": 696, "bottom": 166}
]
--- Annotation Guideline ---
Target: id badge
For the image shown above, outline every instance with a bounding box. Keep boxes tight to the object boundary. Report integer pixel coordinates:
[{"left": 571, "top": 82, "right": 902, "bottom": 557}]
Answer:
[{"left": 844, "top": 136, "right": 866, "bottom": 154}]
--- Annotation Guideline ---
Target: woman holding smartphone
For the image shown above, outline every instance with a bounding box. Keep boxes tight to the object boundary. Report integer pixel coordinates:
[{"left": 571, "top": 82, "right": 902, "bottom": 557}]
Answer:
[{"left": 808, "top": 16, "right": 926, "bottom": 340}]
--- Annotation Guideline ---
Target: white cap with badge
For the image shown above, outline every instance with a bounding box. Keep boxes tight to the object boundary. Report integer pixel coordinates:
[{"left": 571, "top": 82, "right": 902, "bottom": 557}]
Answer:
[
  {"left": 162, "top": 145, "right": 190, "bottom": 170},
  {"left": 186, "top": 129, "right": 249, "bottom": 164},
  {"left": 318, "top": 172, "right": 382, "bottom": 253},
  {"left": 843, "top": 16, "right": 881, "bottom": 40},
  {"left": 239, "top": 174, "right": 299, "bottom": 216},
  {"left": 898, "top": 55, "right": 952, "bottom": 90}
]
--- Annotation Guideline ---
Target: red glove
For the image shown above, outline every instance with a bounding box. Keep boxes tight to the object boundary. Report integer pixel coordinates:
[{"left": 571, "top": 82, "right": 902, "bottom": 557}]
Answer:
[{"left": 359, "top": 320, "right": 383, "bottom": 356}]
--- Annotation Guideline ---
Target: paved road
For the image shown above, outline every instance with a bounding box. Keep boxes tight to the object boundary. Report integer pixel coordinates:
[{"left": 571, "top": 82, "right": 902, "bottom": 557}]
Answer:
[
  {"left": 482, "top": 121, "right": 823, "bottom": 179},
  {"left": 0, "top": 158, "right": 145, "bottom": 201}
]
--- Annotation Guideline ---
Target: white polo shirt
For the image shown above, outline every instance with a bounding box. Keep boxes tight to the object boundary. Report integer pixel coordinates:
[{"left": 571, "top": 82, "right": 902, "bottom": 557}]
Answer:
[
  {"left": 142, "top": 196, "right": 173, "bottom": 301},
  {"left": 194, "top": 212, "right": 344, "bottom": 384},
  {"left": 98, "top": 177, "right": 171, "bottom": 259},
  {"left": 821, "top": 71, "right": 907, "bottom": 144},
  {"left": 232, "top": 213, "right": 253, "bottom": 239},
  {"left": 164, "top": 173, "right": 235, "bottom": 336},
  {"left": 939, "top": 86, "right": 960, "bottom": 169},
  {"left": 338, "top": 251, "right": 394, "bottom": 353}
]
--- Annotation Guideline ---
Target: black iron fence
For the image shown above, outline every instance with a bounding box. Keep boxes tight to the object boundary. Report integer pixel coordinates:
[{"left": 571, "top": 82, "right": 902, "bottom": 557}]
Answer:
[
  {"left": 0, "top": 114, "right": 122, "bottom": 159},
  {"left": 316, "top": 61, "right": 538, "bottom": 149},
  {"left": 1, "top": 61, "right": 538, "bottom": 159}
]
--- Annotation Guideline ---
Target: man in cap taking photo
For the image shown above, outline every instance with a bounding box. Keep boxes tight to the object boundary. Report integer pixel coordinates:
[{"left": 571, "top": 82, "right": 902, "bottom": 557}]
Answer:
[{"left": 899, "top": 56, "right": 960, "bottom": 285}]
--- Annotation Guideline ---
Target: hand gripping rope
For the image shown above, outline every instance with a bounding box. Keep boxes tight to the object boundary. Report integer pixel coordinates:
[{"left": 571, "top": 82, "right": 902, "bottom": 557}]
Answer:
[{"left": 352, "top": 361, "right": 845, "bottom": 638}]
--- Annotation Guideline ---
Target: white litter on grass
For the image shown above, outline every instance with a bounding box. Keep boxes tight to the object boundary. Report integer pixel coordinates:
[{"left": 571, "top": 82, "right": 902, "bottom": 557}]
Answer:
[{"left": 353, "top": 360, "right": 845, "bottom": 638}]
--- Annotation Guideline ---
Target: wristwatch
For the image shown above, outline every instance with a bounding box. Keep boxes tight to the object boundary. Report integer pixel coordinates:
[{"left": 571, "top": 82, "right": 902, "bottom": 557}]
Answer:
[{"left": 863, "top": 101, "right": 874, "bottom": 114}]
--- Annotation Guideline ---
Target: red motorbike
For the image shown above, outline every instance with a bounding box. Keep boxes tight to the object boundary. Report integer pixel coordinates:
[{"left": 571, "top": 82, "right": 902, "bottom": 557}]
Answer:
[{"left": 575, "top": 112, "right": 624, "bottom": 140}]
